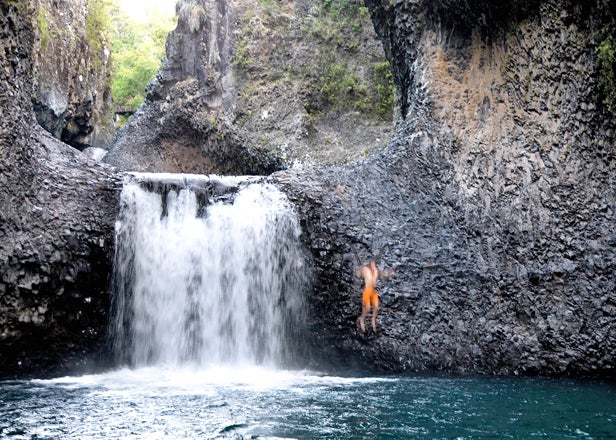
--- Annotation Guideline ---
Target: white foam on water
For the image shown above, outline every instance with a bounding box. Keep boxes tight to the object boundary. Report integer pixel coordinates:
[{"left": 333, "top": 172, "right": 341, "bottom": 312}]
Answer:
[{"left": 33, "top": 366, "right": 393, "bottom": 395}]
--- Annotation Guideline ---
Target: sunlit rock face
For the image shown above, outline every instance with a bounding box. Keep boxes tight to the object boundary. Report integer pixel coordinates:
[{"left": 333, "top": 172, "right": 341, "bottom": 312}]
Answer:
[{"left": 277, "top": 0, "right": 615, "bottom": 377}]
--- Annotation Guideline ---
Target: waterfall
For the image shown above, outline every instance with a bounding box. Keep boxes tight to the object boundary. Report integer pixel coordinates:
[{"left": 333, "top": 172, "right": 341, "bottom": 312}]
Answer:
[{"left": 110, "top": 173, "right": 308, "bottom": 369}]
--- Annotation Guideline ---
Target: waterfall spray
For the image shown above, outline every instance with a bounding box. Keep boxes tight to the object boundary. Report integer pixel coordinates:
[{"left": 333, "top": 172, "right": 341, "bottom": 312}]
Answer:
[{"left": 111, "top": 174, "right": 308, "bottom": 369}]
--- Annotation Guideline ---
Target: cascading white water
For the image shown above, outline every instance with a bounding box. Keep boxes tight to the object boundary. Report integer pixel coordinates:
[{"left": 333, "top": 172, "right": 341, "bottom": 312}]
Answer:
[{"left": 111, "top": 174, "right": 308, "bottom": 368}]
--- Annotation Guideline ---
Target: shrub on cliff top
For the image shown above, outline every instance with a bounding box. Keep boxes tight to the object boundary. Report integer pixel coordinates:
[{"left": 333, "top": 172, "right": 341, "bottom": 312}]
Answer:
[{"left": 178, "top": 1, "right": 206, "bottom": 33}]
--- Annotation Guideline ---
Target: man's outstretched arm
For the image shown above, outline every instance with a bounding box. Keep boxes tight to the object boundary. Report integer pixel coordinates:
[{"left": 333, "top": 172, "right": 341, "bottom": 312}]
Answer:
[{"left": 378, "top": 267, "right": 395, "bottom": 280}]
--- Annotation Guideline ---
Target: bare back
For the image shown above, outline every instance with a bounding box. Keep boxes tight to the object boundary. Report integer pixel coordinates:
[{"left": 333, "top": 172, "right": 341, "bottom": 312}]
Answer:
[{"left": 360, "top": 261, "right": 379, "bottom": 289}]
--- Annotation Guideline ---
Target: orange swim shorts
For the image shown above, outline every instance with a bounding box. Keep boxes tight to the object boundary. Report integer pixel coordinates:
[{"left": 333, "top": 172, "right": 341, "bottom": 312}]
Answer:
[{"left": 362, "top": 286, "right": 379, "bottom": 308}]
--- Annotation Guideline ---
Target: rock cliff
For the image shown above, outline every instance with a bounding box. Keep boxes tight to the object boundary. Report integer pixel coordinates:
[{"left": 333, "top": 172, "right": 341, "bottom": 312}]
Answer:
[
  {"left": 1, "top": 0, "right": 393, "bottom": 378},
  {"left": 104, "top": 0, "right": 393, "bottom": 171},
  {"left": 0, "top": 0, "right": 119, "bottom": 378},
  {"left": 1, "top": 0, "right": 614, "bottom": 378},
  {"left": 32, "top": 0, "right": 115, "bottom": 150},
  {"left": 277, "top": 0, "right": 615, "bottom": 376}
]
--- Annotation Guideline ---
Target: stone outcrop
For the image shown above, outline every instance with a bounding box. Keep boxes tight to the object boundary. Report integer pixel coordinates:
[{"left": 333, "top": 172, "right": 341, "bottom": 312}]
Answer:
[
  {"left": 276, "top": 0, "right": 615, "bottom": 377},
  {"left": 32, "top": 0, "right": 115, "bottom": 150},
  {"left": 0, "top": 0, "right": 119, "bottom": 378},
  {"left": 104, "top": 0, "right": 393, "bottom": 171}
]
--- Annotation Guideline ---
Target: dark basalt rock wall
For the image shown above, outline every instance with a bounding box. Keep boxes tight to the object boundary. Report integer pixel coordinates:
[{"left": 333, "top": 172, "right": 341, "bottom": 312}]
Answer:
[
  {"left": 276, "top": 0, "right": 615, "bottom": 377},
  {"left": 1, "top": 0, "right": 614, "bottom": 379},
  {"left": 0, "top": 1, "right": 119, "bottom": 378}
]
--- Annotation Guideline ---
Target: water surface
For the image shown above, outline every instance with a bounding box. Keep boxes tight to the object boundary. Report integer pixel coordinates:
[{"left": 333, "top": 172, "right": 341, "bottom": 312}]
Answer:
[{"left": 1, "top": 367, "right": 614, "bottom": 439}]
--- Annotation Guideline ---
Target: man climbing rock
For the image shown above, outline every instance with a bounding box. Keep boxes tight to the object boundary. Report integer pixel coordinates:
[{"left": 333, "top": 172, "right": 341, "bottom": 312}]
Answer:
[{"left": 355, "top": 260, "right": 394, "bottom": 333}]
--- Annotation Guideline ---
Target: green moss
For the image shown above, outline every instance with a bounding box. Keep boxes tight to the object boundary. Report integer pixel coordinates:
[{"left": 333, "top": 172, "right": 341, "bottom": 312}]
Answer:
[
  {"left": 306, "top": 57, "right": 394, "bottom": 121},
  {"left": 4, "top": 0, "right": 30, "bottom": 14},
  {"left": 114, "top": 113, "right": 131, "bottom": 129},
  {"left": 596, "top": 31, "right": 616, "bottom": 113},
  {"left": 233, "top": 0, "right": 394, "bottom": 122},
  {"left": 317, "top": 61, "right": 369, "bottom": 112},
  {"left": 233, "top": 38, "right": 253, "bottom": 74},
  {"left": 297, "top": 0, "right": 394, "bottom": 119},
  {"left": 257, "top": 0, "right": 281, "bottom": 15},
  {"left": 323, "top": 0, "right": 365, "bottom": 16},
  {"left": 311, "top": 0, "right": 370, "bottom": 45},
  {"left": 36, "top": 6, "right": 70, "bottom": 53},
  {"left": 37, "top": 7, "right": 50, "bottom": 51}
]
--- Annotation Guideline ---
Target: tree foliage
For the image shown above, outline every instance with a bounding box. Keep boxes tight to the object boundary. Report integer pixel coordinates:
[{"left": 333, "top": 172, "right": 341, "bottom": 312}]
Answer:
[
  {"left": 109, "top": 2, "right": 176, "bottom": 112},
  {"left": 86, "top": 0, "right": 113, "bottom": 53}
]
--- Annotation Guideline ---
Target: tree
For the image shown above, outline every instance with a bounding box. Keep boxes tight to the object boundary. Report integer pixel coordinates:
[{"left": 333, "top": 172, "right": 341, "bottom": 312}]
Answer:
[{"left": 109, "top": 2, "right": 176, "bottom": 113}]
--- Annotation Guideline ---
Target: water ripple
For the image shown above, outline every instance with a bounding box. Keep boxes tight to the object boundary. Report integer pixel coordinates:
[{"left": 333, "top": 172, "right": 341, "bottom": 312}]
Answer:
[{"left": 1, "top": 368, "right": 615, "bottom": 439}]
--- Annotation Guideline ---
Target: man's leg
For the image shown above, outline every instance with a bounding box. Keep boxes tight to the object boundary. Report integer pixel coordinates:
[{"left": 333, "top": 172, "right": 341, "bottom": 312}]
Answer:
[
  {"left": 359, "top": 304, "right": 370, "bottom": 332},
  {"left": 371, "top": 296, "right": 379, "bottom": 332}
]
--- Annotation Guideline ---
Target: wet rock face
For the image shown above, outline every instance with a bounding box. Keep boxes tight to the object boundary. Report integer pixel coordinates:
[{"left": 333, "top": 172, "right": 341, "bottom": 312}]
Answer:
[
  {"left": 0, "top": 137, "right": 119, "bottom": 378},
  {"left": 0, "top": 2, "right": 119, "bottom": 378},
  {"left": 278, "top": 0, "right": 615, "bottom": 377}
]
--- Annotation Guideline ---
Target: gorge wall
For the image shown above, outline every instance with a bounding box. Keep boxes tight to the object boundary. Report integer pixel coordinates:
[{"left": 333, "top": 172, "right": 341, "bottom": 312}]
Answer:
[
  {"left": 104, "top": 0, "right": 393, "bottom": 172},
  {"left": 106, "top": 0, "right": 615, "bottom": 377},
  {"left": 1, "top": 0, "right": 614, "bottom": 378},
  {"left": 0, "top": 0, "right": 392, "bottom": 377},
  {"left": 278, "top": 0, "right": 615, "bottom": 376},
  {"left": 32, "top": 0, "right": 115, "bottom": 150},
  {"left": 0, "top": 0, "right": 119, "bottom": 378}
]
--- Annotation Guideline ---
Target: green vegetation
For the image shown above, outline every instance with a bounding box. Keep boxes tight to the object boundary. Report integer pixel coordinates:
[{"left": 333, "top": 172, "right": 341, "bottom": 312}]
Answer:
[
  {"left": 109, "top": 2, "right": 176, "bottom": 112},
  {"left": 323, "top": 0, "right": 368, "bottom": 17},
  {"left": 309, "top": 0, "right": 394, "bottom": 120},
  {"left": 86, "top": 0, "right": 112, "bottom": 52},
  {"left": 597, "top": 32, "right": 616, "bottom": 113},
  {"left": 316, "top": 60, "right": 368, "bottom": 112},
  {"left": 310, "top": 58, "right": 394, "bottom": 121},
  {"left": 308, "top": 2, "right": 369, "bottom": 49},
  {"left": 372, "top": 60, "right": 396, "bottom": 119},
  {"left": 37, "top": 7, "right": 50, "bottom": 50},
  {"left": 4, "top": 0, "right": 32, "bottom": 15},
  {"left": 257, "top": 0, "right": 281, "bottom": 15},
  {"left": 177, "top": 1, "right": 206, "bottom": 33},
  {"left": 233, "top": 38, "right": 253, "bottom": 74},
  {"left": 232, "top": 0, "right": 394, "bottom": 122},
  {"left": 33, "top": 0, "right": 173, "bottom": 115}
]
